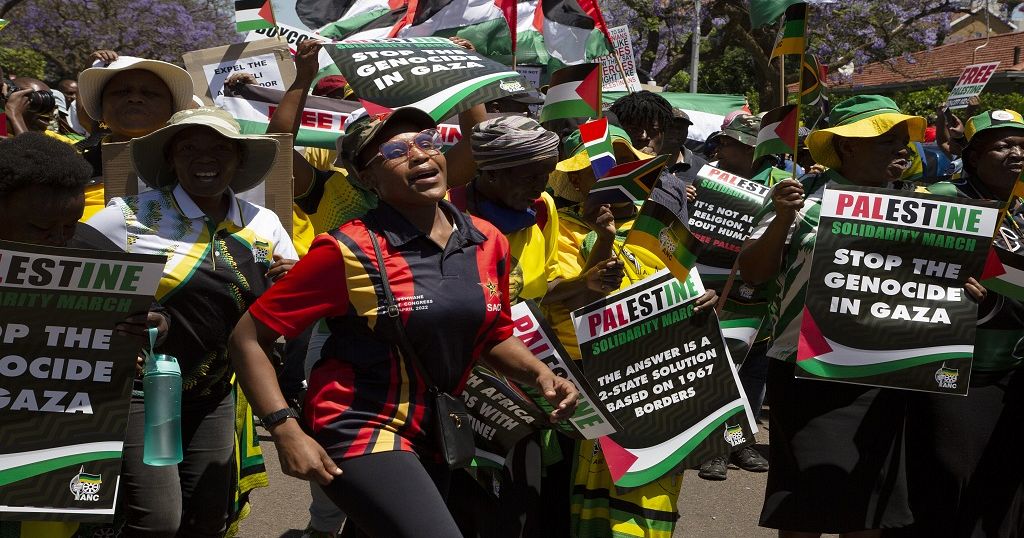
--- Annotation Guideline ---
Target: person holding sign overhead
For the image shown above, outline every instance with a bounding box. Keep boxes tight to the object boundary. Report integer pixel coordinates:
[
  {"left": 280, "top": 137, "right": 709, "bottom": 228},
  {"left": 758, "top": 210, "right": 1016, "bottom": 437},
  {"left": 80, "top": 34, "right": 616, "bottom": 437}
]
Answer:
[
  {"left": 228, "top": 107, "right": 579, "bottom": 538},
  {"left": 79, "top": 107, "right": 297, "bottom": 537},
  {"left": 739, "top": 95, "right": 986, "bottom": 537},
  {"left": 75, "top": 50, "right": 197, "bottom": 220},
  {"left": 900, "top": 109, "right": 1024, "bottom": 536}
]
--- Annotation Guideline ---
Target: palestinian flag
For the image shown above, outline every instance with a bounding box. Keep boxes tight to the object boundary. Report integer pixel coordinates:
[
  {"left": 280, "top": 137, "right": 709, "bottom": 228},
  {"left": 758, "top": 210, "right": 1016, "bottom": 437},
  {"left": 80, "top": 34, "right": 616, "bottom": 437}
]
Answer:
[
  {"left": 625, "top": 199, "right": 701, "bottom": 285},
  {"left": 234, "top": 0, "right": 275, "bottom": 32},
  {"left": 496, "top": 0, "right": 518, "bottom": 52},
  {"left": 982, "top": 246, "right": 1024, "bottom": 301},
  {"left": 749, "top": 0, "right": 804, "bottom": 28},
  {"left": 770, "top": 3, "right": 806, "bottom": 59},
  {"left": 587, "top": 154, "right": 668, "bottom": 204},
  {"left": 801, "top": 53, "right": 826, "bottom": 106},
  {"left": 318, "top": 0, "right": 409, "bottom": 41},
  {"left": 578, "top": 117, "right": 615, "bottom": 178},
  {"left": 753, "top": 104, "right": 798, "bottom": 163},
  {"left": 540, "top": 63, "right": 601, "bottom": 122}
]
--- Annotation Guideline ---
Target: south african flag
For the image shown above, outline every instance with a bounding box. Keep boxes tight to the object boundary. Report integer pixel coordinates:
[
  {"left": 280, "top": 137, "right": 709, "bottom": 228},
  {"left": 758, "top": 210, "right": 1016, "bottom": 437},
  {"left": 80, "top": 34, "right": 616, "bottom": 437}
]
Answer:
[
  {"left": 586, "top": 154, "right": 669, "bottom": 205},
  {"left": 625, "top": 199, "right": 700, "bottom": 284}
]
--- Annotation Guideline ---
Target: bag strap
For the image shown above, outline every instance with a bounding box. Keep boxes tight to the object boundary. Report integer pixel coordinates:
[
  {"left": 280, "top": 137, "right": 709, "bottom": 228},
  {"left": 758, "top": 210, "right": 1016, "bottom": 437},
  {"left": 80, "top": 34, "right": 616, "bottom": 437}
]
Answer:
[{"left": 330, "top": 225, "right": 441, "bottom": 393}]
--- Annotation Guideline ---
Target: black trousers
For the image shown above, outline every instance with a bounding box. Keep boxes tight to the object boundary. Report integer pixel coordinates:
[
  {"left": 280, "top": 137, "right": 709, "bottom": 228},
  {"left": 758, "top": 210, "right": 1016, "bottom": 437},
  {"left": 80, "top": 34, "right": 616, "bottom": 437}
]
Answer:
[
  {"left": 327, "top": 450, "right": 462, "bottom": 538},
  {"left": 120, "top": 393, "right": 235, "bottom": 537}
]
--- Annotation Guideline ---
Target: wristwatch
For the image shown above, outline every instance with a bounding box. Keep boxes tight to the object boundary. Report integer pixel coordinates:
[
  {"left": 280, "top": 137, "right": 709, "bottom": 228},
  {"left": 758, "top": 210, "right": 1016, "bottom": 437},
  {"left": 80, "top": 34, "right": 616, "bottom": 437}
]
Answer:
[{"left": 261, "top": 407, "right": 300, "bottom": 429}]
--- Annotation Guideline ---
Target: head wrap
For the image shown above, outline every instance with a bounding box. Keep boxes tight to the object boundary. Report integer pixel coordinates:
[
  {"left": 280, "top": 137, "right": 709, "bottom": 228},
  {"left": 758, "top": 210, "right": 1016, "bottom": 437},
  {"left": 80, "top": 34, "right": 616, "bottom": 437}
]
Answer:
[{"left": 471, "top": 115, "right": 560, "bottom": 171}]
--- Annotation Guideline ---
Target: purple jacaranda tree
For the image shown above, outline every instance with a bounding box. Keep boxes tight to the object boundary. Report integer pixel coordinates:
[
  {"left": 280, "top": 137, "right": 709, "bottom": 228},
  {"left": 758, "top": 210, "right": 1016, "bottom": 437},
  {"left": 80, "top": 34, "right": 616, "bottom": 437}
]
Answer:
[
  {"left": 604, "top": 0, "right": 961, "bottom": 109},
  {"left": 1, "top": 0, "right": 236, "bottom": 80}
]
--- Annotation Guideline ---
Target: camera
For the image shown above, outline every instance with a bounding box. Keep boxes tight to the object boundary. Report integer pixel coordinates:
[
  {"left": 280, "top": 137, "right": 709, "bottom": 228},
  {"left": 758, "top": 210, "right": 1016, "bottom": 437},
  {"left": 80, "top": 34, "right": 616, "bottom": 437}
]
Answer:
[{"left": 2, "top": 83, "right": 56, "bottom": 113}]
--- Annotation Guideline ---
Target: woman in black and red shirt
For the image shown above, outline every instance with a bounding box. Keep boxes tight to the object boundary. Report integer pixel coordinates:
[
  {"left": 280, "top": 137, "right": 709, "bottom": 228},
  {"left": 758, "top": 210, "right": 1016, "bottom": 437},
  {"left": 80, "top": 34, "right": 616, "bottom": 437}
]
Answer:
[{"left": 229, "top": 107, "right": 579, "bottom": 537}]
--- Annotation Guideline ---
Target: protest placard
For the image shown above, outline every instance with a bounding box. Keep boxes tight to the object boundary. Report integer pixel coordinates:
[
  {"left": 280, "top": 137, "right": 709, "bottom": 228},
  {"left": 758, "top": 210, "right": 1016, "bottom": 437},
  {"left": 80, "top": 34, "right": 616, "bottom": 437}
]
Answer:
[
  {"left": 947, "top": 61, "right": 1000, "bottom": 109},
  {"left": 183, "top": 38, "right": 296, "bottom": 105},
  {"left": 796, "top": 185, "right": 999, "bottom": 394},
  {"left": 591, "top": 25, "right": 642, "bottom": 93},
  {"left": 0, "top": 241, "right": 163, "bottom": 521},
  {"left": 511, "top": 301, "right": 619, "bottom": 440},
  {"left": 245, "top": 21, "right": 344, "bottom": 83},
  {"left": 325, "top": 37, "right": 533, "bottom": 121},
  {"left": 571, "top": 269, "right": 756, "bottom": 487},
  {"left": 218, "top": 84, "right": 463, "bottom": 150},
  {"left": 461, "top": 365, "right": 548, "bottom": 467},
  {"left": 980, "top": 169, "right": 1024, "bottom": 299},
  {"left": 100, "top": 134, "right": 295, "bottom": 235},
  {"left": 689, "top": 165, "right": 772, "bottom": 361}
]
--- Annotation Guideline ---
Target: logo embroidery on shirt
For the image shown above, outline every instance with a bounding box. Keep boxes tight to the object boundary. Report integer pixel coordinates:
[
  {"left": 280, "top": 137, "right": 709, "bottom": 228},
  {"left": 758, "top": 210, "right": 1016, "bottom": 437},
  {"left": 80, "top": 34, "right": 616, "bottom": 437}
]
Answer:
[
  {"left": 482, "top": 280, "right": 501, "bottom": 298},
  {"left": 252, "top": 240, "right": 270, "bottom": 264}
]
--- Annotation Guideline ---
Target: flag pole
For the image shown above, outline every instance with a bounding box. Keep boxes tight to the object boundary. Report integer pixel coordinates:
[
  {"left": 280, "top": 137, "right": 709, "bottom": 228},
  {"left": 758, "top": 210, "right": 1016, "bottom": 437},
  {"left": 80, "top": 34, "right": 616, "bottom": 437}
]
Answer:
[
  {"left": 778, "top": 54, "right": 786, "bottom": 107},
  {"left": 611, "top": 43, "right": 633, "bottom": 94},
  {"left": 792, "top": 5, "right": 809, "bottom": 181}
]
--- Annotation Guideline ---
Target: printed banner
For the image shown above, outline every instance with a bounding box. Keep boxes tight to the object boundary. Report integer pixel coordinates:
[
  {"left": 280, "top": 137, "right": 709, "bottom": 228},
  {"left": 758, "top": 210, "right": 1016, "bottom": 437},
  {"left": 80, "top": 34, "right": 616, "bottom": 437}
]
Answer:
[
  {"left": 326, "top": 37, "right": 533, "bottom": 122},
  {"left": 690, "top": 164, "right": 771, "bottom": 361},
  {"left": 218, "top": 84, "right": 463, "bottom": 149},
  {"left": 0, "top": 242, "right": 163, "bottom": 521},
  {"left": 571, "top": 270, "right": 756, "bottom": 487},
  {"left": 947, "top": 61, "right": 1000, "bottom": 109},
  {"left": 797, "top": 185, "right": 999, "bottom": 394},
  {"left": 511, "top": 301, "right": 619, "bottom": 440},
  {"left": 590, "top": 25, "right": 642, "bottom": 93}
]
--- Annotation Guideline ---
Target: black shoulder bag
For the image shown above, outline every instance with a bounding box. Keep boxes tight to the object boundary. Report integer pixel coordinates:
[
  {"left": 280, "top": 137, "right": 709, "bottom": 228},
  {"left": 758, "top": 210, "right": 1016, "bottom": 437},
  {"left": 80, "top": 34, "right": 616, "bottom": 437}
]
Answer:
[{"left": 364, "top": 228, "right": 475, "bottom": 469}]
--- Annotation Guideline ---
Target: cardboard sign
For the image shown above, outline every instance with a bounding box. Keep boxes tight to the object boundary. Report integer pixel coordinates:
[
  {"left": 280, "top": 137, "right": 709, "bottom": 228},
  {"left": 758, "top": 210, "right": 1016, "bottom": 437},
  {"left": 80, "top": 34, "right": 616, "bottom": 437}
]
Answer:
[
  {"left": 947, "top": 61, "right": 1000, "bottom": 109},
  {"left": 796, "top": 185, "right": 999, "bottom": 393},
  {"left": 183, "top": 38, "right": 297, "bottom": 105},
  {"left": 0, "top": 241, "right": 163, "bottom": 521},
  {"left": 100, "top": 135, "right": 294, "bottom": 234},
  {"left": 571, "top": 269, "right": 756, "bottom": 487},
  {"left": 591, "top": 25, "right": 642, "bottom": 93}
]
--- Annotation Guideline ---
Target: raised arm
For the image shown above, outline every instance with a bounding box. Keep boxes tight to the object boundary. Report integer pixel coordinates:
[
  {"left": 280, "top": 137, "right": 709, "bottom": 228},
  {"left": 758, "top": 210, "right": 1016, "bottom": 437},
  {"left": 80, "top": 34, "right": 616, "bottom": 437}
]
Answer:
[
  {"left": 737, "top": 179, "right": 804, "bottom": 286},
  {"left": 265, "top": 39, "right": 323, "bottom": 197}
]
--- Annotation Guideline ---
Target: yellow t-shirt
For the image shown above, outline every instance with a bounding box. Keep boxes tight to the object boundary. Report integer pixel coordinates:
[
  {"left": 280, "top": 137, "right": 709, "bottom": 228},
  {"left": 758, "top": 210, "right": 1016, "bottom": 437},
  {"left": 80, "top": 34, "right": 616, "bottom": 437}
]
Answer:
[
  {"left": 296, "top": 147, "right": 376, "bottom": 235},
  {"left": 81, "top": 183, "right": 106, "bottom": 222},
  {"left": 504, "top": 192, "right": 561, "bottom": 303},
  {"left": 543, "top": 206, "right": 664, "bottom": 359}
]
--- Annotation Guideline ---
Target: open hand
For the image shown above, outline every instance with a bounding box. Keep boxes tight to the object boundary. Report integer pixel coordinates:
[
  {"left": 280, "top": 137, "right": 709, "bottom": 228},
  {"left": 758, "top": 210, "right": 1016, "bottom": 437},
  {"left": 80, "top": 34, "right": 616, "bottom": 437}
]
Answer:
[{"left": 536, "top": 373, "right": 579, "bottom": 422}]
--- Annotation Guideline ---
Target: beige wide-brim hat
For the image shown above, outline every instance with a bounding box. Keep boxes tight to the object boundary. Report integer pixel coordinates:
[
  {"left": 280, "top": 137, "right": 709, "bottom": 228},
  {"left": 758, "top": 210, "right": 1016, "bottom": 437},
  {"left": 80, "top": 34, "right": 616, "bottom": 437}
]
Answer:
[
  {"left": 130, "top": 107, "right": 279, "bottom": 194},
  {"left": 79, "top": 56, "right": 195, "bottom": 121}
]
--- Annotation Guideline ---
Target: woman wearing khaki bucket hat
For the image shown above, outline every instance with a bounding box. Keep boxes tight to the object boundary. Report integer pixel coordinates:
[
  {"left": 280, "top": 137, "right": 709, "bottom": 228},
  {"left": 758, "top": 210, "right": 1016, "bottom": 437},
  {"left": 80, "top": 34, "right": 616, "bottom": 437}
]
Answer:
[
  {"left": 738, "top": 95, "right": 987, "bottom": 537},
  {"left": 78, "top": 107, "right": 298, "bottom": 536},
  {"left": 75, "top": 51, "right": 197, "bottom": 220}
]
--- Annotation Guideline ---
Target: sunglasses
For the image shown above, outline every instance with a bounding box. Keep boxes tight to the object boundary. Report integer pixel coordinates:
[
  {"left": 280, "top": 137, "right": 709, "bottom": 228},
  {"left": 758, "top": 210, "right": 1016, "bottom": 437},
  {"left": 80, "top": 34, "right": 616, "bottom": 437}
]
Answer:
[{"left": 365, "top": 129, "right": 442, "bottom": 166}]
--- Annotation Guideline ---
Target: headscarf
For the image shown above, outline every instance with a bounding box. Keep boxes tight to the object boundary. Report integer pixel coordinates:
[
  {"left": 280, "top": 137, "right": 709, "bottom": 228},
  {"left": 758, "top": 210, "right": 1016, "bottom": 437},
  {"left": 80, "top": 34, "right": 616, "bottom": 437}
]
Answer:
[{"left": 471, "top": 115, "right": 560, "bottom": 171}]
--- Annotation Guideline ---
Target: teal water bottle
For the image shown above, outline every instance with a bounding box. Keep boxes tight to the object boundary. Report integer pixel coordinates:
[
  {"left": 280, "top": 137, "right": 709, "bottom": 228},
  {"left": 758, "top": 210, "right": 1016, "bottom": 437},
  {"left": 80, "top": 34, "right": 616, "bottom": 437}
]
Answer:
[{"left": 142, "top": 328, "right": 183, "bottom": 466}]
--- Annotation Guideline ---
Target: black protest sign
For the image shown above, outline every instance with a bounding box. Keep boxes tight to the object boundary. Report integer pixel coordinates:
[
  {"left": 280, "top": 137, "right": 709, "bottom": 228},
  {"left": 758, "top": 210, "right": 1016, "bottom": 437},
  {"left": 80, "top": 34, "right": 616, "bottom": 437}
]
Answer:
[
  {"left": 572, "top": 270, "right": 756, "bottom": 487},
  {"left": 511, "top": 301, "right": 619, "bottom": 440},
  {"left": 689, "top": 165, "right": 770, "bottom": 271},
  {"left": 689, "top": 165, "right": 771, "bottom": 362},
  {"left": 462, "top": 365, "right": 548, "bottom": 466},
  {"left": 326, "top": 37, "right": 532, "bottom": 122},
  {"left": 0, "top": 241, "right": 163, "bottom": 521},
  {"left": 796, "top": 185, "right": 999, "bottom": 394}
]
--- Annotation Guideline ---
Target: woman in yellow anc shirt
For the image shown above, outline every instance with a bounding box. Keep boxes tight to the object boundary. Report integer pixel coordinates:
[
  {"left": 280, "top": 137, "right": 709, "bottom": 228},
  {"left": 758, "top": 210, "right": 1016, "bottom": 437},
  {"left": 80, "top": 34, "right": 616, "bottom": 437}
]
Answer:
[{"left": 544, "top": 126, "right": 716, "bottom": 538}]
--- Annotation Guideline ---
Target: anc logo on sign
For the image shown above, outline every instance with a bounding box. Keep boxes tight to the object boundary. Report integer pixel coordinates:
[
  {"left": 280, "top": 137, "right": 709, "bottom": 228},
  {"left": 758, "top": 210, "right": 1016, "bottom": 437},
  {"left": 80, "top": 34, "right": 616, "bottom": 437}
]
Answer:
[
  {"left": 723, "top": 423, "right": 746, "bottom": 447},
  {"left": 934, "top": 363, "right": 959, "bottom": 390},
  {"left": 252, "top": 240, "right": 271, "bottom": 265},
  {"left": 69, "top": 466, "right": 102, "bottom": 502}
]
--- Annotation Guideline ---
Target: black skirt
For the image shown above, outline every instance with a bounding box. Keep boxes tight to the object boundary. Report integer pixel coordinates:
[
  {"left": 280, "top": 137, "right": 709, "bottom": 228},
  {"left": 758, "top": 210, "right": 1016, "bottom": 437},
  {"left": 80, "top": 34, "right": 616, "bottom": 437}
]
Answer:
[
  {"left": 759, "top": 360, "right": 912, "bottom": 533},
  {"left": 896, "top": 366, "right": 1024, "bottom": 538}
]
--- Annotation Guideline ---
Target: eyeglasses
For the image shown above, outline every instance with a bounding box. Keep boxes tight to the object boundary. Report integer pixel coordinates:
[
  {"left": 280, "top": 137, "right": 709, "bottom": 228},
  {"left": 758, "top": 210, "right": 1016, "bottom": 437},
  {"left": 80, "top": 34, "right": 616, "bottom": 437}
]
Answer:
[{"left": 365, "top": 129, "right": 442, "bottom": 166}]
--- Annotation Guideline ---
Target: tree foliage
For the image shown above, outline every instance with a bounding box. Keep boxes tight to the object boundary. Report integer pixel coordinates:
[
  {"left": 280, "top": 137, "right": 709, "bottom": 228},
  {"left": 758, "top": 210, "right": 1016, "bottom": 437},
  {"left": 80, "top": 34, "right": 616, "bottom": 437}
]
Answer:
[
  {"left": 0, "top": 47, "right": 46, "bottom": 79},
  {"left": 604, "top": 0, "right": 963, "bottom": 110},
  {"left": 0, "top": 0, "right": 237, "bottom": 81}
]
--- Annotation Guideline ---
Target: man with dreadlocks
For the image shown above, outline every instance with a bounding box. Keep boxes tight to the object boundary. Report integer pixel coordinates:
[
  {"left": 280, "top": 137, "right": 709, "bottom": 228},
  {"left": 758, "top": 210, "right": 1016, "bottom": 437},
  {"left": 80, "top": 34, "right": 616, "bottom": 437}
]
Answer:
[{"left": 609, "top": 91, "right": 699, "bottom": 221}]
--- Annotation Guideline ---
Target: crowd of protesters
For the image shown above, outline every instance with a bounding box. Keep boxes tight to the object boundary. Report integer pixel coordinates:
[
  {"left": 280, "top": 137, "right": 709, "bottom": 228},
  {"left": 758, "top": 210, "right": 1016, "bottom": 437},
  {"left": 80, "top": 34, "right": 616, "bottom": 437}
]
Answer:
[{"left": 1, "top": 28, "right": 1023, "bottom": 538}]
